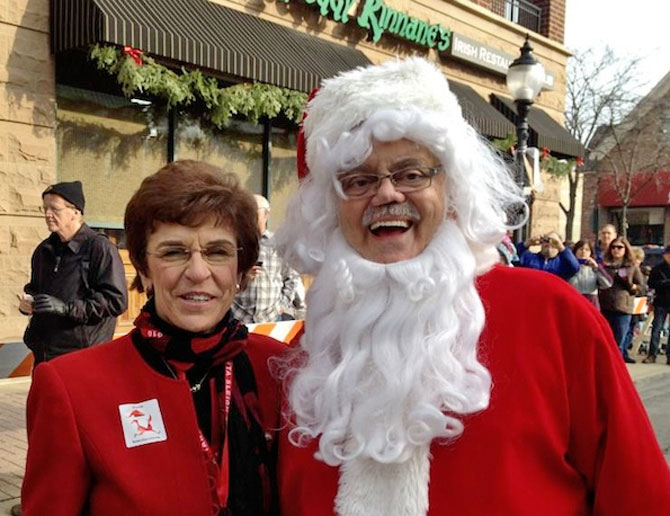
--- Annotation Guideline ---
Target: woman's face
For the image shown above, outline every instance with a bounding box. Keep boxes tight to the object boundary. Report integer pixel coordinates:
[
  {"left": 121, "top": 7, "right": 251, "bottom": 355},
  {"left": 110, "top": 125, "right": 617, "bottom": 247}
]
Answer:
[
  {"left": 575, "top": 245, "right": 591, "bottom": 259},
  {"left": 141, "top": 218, "right": 239, "bottom": 333},
  {"left": 610, "top": 240, "right": 626, "bottom": 261}
]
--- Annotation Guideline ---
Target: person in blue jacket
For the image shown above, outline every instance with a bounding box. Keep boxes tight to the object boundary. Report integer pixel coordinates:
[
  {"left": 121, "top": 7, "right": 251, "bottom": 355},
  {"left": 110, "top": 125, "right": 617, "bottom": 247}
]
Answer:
[{"left": 516, "top": 231, "right": 580, "bottom": 280}]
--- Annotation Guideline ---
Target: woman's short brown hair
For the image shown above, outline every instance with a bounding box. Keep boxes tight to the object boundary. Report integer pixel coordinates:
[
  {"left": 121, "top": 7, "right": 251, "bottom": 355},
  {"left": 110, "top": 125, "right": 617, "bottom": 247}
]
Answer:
[
  {"left": 124, "top": 160, "right": 259, "bottom": 291},
  {"left": 572, "top": 240, "right": 595, "bottom": 256}
]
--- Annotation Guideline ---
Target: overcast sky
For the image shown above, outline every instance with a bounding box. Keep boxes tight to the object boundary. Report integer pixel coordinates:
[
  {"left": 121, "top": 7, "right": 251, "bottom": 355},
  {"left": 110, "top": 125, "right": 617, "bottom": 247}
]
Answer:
[{"left": 564, "top": 0, "right": 670, "bottom": 96}]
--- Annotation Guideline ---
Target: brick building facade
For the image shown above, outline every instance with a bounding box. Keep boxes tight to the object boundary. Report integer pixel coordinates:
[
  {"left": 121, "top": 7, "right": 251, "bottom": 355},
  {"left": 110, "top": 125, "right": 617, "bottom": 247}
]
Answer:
[{"left": 581, "top": 72, "right": 670, "bottom": 245}]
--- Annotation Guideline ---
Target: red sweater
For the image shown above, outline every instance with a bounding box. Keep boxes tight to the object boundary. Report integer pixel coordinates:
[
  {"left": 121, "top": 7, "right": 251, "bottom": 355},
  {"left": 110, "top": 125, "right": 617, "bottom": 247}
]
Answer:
[
  {"left": 22, "top": 332, "right": 285, "bottom": 516},
  {"left": 278, "top": 266, "right": 670, "bottom": 515}
]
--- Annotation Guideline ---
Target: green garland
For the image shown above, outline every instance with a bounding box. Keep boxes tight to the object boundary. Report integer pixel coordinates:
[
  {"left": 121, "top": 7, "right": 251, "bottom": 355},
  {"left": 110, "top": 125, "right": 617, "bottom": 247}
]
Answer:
[
  {"left": 491, "top": 132, "right": 582, "bottom": 177},
  {"left": 89, "top": 44, "right": 308, "bottom": 128}
]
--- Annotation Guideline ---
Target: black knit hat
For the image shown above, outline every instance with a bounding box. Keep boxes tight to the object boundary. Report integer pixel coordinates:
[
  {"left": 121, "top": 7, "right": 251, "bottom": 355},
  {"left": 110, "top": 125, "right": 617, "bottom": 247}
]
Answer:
[{"left": 42, "top": 181, "right": 85, "bottom": 214}]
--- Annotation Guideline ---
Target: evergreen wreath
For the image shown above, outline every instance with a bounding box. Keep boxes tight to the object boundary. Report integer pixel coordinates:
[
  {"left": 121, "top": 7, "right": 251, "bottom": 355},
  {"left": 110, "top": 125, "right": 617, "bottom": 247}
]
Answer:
[{"left": 89, "top": 44, "right": 308, "bottom": 128}]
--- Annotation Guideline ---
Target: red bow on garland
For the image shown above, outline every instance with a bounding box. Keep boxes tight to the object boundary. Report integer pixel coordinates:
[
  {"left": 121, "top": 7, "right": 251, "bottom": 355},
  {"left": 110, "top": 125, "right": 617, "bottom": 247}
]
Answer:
[{"left": 123, "top": 45, "right": 144, "bottom": 66}]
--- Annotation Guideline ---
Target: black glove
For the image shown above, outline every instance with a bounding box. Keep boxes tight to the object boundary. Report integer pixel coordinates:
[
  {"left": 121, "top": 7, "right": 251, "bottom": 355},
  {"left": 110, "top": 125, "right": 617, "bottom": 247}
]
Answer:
[{"left": 33, "top": 294, "right": 71, "bottom": 316}]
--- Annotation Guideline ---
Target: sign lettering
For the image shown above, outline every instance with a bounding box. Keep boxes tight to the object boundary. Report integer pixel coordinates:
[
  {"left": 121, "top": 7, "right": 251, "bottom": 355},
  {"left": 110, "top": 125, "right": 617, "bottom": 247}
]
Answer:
[{"left": 283, "top": 0, "right": 452, "bottom": 51}]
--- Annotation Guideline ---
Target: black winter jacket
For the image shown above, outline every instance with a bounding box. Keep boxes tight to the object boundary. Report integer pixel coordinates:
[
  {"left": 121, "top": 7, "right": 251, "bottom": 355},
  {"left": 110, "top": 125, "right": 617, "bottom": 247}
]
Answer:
[
  {"left": 23, "top": 224, "right": 128, "bottom": 361},
  {"left": 648, "top": 261, "right": 670, "bottom": 309}
]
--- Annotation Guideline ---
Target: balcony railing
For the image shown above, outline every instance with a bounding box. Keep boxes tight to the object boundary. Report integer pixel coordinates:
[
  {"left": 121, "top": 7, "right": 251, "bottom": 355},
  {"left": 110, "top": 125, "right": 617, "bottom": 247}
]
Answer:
[{"left": 490, "top": 0, "right": 541, "bottom": 33}]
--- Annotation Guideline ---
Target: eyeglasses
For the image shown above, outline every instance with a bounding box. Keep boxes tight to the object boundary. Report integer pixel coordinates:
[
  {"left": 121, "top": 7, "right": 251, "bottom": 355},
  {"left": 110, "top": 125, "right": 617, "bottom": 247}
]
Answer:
[
  {"left": 40, "top": 205, "right": 74, "bottom": 214},
  {"left": 611, "top": 244, "right": 625, "bottom": 250},
  {"left": 147, "top": 244, "right": 242, "bottom": 266},
  {"left": 335, "top": 166, "right": 442, "bottom": 199}
]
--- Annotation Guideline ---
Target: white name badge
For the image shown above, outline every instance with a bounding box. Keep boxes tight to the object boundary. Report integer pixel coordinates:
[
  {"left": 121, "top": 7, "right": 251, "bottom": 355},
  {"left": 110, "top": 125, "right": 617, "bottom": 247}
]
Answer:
[{"left": 118, "top": 399, "right": 168, "bottom": 448}]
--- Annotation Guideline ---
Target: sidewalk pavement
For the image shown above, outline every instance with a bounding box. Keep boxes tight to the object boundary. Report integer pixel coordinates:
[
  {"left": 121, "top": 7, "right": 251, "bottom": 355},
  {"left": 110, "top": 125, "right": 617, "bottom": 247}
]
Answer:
[
  {"left": 1, "top": 363, "right": 669, "bottom": 514},
  {"left": 0, "top": 378, "right": 29, "bottom": 515}
]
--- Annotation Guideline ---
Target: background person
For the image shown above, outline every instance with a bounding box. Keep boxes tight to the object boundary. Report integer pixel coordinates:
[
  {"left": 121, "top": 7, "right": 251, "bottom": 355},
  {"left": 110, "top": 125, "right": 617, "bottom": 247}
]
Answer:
[
  {"left": 644, "top": 245, "right": 670, "bottom": 364},
  {"left": 18, "top": 180, "right": 127, "bottom": 365},
  {"left": 496, "top": 233, "right": 517, "bottom": 266},
  {"left": 596, "top": 223, "right": 617, "bottom": 263},
  {"left": 599, "top": 237, "right": 644, "bottom": 363},
  {"left": 21, "top": 161, "right": 284, "bottom": 515},
  {"left": 621, "top": 246, "right": 648, "bottom": 355},
  {"left": 232, "top": 194, "right": 304, "bottom": 322},
  {"left": 569, "top": 240, "right": 612, "bottom": 308},
  {"left": 273, "top": 57, "right": 670, "bottom": 515},
  {"left": 516, "top": 231, "right": 580, "bottom": 280}
]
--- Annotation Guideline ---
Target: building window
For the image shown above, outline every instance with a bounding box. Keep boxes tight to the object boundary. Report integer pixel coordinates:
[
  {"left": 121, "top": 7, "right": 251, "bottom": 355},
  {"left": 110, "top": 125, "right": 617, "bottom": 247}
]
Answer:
[
  {"left": 56, "top": 85, "right": 169, "bottom": 236},
  {"left": 267, "top": 125, "right": 300, "bottom": 232},
  {"left": 611, "top": 207, "right": 665, "bottom": 246},
  {"left": 175, "top": 114, "right": 264, "bottom": 195},
  {"left": 56, "top": 85, "right": 299, "bottom": 242},
  {"left": 492, "top": 0, "right": 541, "bottom": 32}
]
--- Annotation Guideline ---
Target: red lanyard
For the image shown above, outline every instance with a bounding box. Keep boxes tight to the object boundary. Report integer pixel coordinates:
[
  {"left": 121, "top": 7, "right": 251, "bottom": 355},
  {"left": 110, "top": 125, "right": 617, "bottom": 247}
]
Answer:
[
  {"left": 198, "top": 361, "right": 234, "bottom": 513},
  {"left": 218, "top": 361, "right": 234, "bottom": 509}
]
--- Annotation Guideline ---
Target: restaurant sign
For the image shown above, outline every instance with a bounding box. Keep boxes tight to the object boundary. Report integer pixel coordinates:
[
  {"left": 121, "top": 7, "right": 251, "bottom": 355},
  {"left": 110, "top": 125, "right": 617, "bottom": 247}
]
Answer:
[
  {"left": 446, "top": 33, "right": 555, "bottom": 90},
  {"left": 283, "top": 0, "right": 452, "bottom": 51}
]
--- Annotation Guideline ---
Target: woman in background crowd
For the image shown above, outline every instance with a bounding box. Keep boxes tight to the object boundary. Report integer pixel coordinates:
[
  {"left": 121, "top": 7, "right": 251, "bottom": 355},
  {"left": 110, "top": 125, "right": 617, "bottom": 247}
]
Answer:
[
  {"left": 21, "top": 161, "right": 283, "bottom": 515},
  {"left": 569, "top": 240, "right": 612, "bottom": 308},
  {"left": 622, "top": 246, "right": 649, "bottom": 356},
  {"left": 599, "top": 237, "right": 644, "bottom": 363}
]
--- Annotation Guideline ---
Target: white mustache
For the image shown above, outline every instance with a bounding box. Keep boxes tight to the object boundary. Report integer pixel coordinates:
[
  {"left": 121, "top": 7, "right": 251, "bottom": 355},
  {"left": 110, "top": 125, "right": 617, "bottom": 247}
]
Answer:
[{"left": 361, "top": 202, "right": 421, "bottom": 227}]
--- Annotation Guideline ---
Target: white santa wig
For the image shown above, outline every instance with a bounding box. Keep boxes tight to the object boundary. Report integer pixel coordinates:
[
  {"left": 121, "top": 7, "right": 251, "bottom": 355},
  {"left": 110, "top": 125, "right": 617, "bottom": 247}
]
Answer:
[
  {"left": 274, "top": 56, "right": 524, "bottom": 274},
  {"left": 273, "top": 57, "right": 525, "bottom": 472}
]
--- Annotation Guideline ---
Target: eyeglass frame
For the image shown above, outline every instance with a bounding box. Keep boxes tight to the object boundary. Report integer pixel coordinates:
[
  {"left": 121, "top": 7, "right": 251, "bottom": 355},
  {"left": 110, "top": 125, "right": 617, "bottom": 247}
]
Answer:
[
  {"left": 333, "top": 165, "right": 443, "bottom": 200},
  {"left": 39, "top": 203, "right": 77, "bottom": 214},
  {"left": 146, "top": 244, "right": 244, "bottom": 267}
]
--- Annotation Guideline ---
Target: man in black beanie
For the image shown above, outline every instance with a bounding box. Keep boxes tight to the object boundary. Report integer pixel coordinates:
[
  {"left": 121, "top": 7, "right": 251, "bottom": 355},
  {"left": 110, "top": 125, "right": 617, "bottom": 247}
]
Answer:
[{"left": 17, "top": 180, "right": 128, "bottom": 365}]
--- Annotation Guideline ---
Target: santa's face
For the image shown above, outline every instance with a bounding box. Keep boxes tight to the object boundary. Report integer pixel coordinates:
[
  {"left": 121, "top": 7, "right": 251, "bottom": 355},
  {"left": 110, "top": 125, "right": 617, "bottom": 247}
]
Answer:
[{"left": 335, "top": 139, "right": 446, "bottom": 264}]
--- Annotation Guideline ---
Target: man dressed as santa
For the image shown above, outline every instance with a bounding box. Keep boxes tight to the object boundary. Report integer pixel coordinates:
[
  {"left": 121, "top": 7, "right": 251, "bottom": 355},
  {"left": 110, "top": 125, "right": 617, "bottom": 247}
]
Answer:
[{"left": 273, "top": 57, "right": 670, "bottom": 515}]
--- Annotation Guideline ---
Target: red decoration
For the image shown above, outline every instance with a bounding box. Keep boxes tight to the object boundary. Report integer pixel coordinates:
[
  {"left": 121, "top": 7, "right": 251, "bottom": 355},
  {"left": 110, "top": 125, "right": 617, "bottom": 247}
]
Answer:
[
  {"left": 576, "top": 156, "right": 585, "bottom": 167},
  {"left": 540, "top": 146, "right": 551, "bottom": 160},
  {"left": 123, "top": 45, "right": 144, "bottom": 66},
  {"left": 296, "top": 88, "right": 320, "bottom": 180}
]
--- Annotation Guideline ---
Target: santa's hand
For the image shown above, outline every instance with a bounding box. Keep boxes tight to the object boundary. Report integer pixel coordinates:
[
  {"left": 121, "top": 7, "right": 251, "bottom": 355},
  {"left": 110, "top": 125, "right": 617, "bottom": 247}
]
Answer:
[{"left": 33, "top": 294, "right": 71, "bottom": 316}]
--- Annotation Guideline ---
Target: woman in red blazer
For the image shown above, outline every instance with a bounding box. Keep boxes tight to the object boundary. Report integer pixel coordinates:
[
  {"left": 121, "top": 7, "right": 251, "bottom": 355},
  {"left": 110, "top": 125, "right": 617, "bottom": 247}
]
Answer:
[{"left": 21, "top": 161, "right": 285, "bottom": 516}]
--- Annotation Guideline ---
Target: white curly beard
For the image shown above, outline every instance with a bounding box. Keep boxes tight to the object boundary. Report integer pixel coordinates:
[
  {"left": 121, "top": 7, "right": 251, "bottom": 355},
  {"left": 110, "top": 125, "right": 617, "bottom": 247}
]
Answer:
[
  {"left": 286, "top": 219, "right": 493, "bottom": 515},
  {"left": 287, "top": 218, "right": 493, "bottom": 466}
]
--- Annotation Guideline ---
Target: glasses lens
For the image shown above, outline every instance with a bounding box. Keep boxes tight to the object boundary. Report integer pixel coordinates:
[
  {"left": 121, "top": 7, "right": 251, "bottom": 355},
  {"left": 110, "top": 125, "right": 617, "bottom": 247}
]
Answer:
[
  {"left": 338, "top": 174, "right": 379, "bottom": 198},
  {"left": 612, "top": 245, "right": 625, "bottom": 250},
  {"left": 392, "top": 168, "right": 433, "bottom": 192},
  {"left": 156, "top": 247, "right": 191, "bottom": 264},
  {"left": 201, "top": 245, "right": 237, "bottom": 264}
]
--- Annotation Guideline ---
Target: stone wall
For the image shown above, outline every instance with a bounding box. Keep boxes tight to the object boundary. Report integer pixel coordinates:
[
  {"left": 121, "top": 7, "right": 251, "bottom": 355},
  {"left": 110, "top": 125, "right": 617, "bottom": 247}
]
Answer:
[{"left": 0, "top": 0, "right": 55, "bottom": 340}]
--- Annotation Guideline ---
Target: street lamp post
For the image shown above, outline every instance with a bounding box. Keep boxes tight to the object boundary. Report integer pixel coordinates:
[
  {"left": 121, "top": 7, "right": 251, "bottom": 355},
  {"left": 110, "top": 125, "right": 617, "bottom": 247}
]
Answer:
[{"left": 506, "top": 34, "right": 545, "bottom": 243}]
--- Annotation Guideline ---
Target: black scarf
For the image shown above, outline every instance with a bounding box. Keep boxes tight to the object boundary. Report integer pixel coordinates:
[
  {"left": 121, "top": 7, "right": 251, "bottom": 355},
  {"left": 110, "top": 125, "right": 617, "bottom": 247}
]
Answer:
[{"left": 132, "top": 300, "right": 278, "bottom": 516}]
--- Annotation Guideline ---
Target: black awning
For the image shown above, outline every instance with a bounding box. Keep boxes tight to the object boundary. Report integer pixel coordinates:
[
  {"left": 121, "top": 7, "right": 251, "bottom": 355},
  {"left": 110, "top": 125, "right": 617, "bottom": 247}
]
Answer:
[
  {"left": 490, "top": 94, "right": 585, "bottom": 157},
  {"left": 449, "top": 81, "right": 515, "bottom": 139},
  {"left": 51, "top": 0, "right": 371, "bottom": 93}
]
